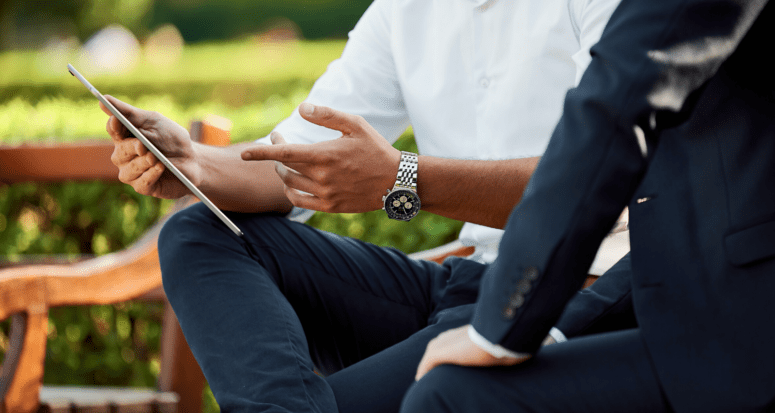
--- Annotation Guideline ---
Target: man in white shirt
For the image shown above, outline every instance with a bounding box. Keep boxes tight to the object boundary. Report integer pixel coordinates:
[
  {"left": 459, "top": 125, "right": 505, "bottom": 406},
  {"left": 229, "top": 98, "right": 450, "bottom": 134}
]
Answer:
[{"left": 103, "top": 0, "right": 622, "bottom": 411}]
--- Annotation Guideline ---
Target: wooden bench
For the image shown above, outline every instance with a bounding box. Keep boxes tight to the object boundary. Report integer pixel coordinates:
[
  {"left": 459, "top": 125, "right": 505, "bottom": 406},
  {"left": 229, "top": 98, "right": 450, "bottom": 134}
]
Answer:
[{"left": 0, "top": 121, "right": 229, "bottom": 413}]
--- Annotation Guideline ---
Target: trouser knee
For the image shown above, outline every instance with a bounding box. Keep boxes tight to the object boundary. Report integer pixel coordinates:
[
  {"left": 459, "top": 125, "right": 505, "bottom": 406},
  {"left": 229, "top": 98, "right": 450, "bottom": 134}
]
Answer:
[
  {"left": 159, "top": 204, "right": 207, "bottom": 293},
  {"left": 158, "top": 203, "right": 257, "bottom": 297},
  {"left": 401, "top": 366, "right": 463, "bottom": 413}
]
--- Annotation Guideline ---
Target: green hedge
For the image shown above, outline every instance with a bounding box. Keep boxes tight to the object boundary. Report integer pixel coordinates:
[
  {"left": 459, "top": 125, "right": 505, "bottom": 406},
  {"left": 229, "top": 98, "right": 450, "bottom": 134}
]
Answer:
[{"left": 0, "top": 134, "right": 459, "bottom": 262}]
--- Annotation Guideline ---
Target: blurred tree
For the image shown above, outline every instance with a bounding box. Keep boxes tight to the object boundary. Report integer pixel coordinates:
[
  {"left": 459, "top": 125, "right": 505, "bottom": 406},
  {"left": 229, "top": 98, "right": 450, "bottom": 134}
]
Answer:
[
  {"left": 76, "top": 0, "right": 155, "bottom": 39},
  {"left": 0, "top": 0, "right": 154, "bottom": 49},
  {"left": 149, "top": 0, "right": 373, "bottom": 42},
  {"left": 0, "top": 0, "right": 372, "bottom": 50},
  {"left": 0, "top": 0, "right": 83, "bottom": 49}
]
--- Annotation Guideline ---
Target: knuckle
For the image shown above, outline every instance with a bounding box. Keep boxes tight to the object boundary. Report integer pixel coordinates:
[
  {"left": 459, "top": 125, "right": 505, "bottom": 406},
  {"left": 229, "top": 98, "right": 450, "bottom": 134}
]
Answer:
[
  {"left": 134, "top": 140, "right": 146, "bottom": 155},
  {"left": 354, "top": 116, "right": 369, "bottom": 130},
  {"left": 110, "top": 150, "right": 121, "bottom": 166},
  {"left": 118, "top": 168, "right": 130, "bottom": 183},
  {"left": 276, "top": 146, "right": 292, "bottom": 161},
  {"left": 320, "top": 107, "right": 335, "bottom": 120},
  {"left": 313, "top": 169, "right": 330, "bottom": 185},
  {"left": 317, "top": 185, "right": 333, "bottom": 200},
  {"left": 130, "top": 181, "right": 146, "bottom": 195}
]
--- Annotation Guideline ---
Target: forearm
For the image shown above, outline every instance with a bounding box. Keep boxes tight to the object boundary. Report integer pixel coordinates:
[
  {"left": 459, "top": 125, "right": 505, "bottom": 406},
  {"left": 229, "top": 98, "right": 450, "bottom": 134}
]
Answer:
[
  {"left": 196, "top": 142, "right": 293, "bottom": 214},
  {"left": 417, "top": 156, "right": 540, "bottom": 228}
]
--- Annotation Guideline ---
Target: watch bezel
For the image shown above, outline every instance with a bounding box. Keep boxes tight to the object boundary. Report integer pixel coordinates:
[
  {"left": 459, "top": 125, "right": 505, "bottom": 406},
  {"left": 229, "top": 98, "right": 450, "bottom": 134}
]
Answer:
[{"left": 383, "top": 188, "right": 421, "bottom": 221}]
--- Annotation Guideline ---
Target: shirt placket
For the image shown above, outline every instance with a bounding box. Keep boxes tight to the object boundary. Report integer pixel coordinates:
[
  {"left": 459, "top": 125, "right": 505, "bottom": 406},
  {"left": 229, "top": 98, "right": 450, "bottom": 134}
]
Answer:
[{"left": 471, "top": 3, "right": 491, "bottom": 159}]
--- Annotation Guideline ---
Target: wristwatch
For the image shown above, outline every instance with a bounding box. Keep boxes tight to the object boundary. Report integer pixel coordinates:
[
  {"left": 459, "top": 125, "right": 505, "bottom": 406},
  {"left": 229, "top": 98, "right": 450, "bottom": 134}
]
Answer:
[{"left": 383, "top": 151, "right": 421, "bottom": 221}]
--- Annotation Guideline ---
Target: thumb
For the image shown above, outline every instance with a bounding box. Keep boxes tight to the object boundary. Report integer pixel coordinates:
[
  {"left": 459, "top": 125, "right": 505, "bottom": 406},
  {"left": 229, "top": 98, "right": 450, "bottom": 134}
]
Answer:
[
  {"left": 298, "top": 103, "right": 365, "bottom": 135},
  {"left": 101, "top": 95, "right": 147, "bottom": 125},
  {"left": 270, "top": 131, "right": 288, "bottom": 145}
]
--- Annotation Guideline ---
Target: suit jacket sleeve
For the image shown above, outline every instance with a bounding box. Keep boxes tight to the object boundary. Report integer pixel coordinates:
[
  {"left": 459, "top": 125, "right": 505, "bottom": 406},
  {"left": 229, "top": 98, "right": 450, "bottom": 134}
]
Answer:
[{"left": 471, "top": 0, "right": 770, "bottom": 353}]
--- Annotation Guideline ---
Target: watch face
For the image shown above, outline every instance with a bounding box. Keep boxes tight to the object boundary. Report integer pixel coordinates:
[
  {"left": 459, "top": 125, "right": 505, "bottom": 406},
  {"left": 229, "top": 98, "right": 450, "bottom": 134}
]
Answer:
[{"left": 384, "top": 189, "right": 421, "bottom": 221}]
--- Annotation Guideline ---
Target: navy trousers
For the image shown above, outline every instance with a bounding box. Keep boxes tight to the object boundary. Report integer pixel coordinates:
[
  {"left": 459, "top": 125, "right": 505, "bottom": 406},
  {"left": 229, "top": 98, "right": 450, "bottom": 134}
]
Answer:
[
  {"left": 159, "top": 203, "right": 671, "bottom": 413},
  {"left": 158, "top": 203, "right": 484, "bottom": 413},
  {"left": 400, "top": 328, "right": 673, "bottom": 413}
]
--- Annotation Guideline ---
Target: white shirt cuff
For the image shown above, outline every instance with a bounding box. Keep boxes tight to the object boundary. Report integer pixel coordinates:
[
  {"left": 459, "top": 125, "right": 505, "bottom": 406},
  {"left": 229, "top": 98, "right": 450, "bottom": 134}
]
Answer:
[
  {"left": 286, "top": 206, "right": 315, "bottom": 223},
  {"left": 467, "top": 326, "right": 531, "bottom": 359},
  {"left": 549, "top": 327, "right": 568, "bottom": 344}
]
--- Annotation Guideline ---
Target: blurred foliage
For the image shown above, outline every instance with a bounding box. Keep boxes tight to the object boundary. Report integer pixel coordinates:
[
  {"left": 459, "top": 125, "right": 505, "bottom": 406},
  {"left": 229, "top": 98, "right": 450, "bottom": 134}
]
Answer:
[
  {"left": 150, "top": 0, "right": 373, "bottom": 42},
  {"left": 0, "top": 182, "right": 173, "bottom": 261},
  {"left": 44, "top": 302, "right": 165, "bottom": 387},
  {"left": 0, "top": 39, "right": 345, "bottom": 102},
  {"left": 0, "top": 90, "right": 311, "bottom": 145},
  {"left": 0, "top": 38, "right": 462, "bottom": 412}
]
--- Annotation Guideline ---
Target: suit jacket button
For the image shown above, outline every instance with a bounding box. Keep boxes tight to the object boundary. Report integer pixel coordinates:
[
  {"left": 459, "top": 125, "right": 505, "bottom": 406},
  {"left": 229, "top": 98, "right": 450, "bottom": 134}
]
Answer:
[
  {"left": 516, "top": 279, "right": 532, "bottom": 294},
  {"left": 502, "top": 307, "right": 516, "bottom": 319},
  {"left": 524, "top": 266, "right": 539, "bottom": 281},
  {"left": 508, "top": 294, "right": 525, "bottom": 308}
]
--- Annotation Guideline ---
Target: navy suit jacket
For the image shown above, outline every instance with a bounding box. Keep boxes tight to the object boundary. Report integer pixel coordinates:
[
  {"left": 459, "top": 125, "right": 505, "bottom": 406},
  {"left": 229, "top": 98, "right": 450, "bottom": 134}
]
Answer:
[{"left": 472, "top": 0, "right": 775, "bottom": 411}]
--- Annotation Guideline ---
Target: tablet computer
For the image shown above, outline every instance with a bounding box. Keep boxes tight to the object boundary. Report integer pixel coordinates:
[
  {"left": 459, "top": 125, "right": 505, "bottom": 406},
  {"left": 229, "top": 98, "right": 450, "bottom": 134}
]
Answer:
[{"left": 67, "top": 63, "right": 244, "bottom": 237}]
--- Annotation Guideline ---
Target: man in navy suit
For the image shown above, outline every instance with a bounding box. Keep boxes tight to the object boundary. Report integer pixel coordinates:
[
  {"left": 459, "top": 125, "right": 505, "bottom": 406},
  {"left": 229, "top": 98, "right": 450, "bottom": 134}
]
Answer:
[{"left": 403, "top": 0, "right": 775, "bottom": 411}]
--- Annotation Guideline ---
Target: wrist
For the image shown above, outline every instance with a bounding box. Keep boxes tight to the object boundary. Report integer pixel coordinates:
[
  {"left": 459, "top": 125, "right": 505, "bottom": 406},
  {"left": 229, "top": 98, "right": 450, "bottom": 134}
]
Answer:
[
  {"left": 184, "top": 142, "right": 207, "bottom": 188},
  {"left": 467, "top": 325, "right": 531, "bottom": 359},
  {"left": 382, "top": 150, "right": 421, "bottom": 221},
  {"left": 376, "top": 147, "right": 402, "bottom": 209}
]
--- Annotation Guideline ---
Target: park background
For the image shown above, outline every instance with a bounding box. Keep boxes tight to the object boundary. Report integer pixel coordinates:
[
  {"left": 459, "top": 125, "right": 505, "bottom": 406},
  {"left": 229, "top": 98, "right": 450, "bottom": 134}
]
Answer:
[{"left": 0, "top": 0, "right": 464, "bottom": 410}]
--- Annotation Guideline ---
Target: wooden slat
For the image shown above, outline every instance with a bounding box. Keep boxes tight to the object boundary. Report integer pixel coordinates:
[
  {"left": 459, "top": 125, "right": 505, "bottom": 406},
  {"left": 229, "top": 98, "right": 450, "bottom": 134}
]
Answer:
[
  {"left": 3, "top": 311, "right": 48, "bottom": 413},
  {"left": 0, "top": 315, "right": 26, "bottom": 401},
  {"left": 0, "top": 197, "right": 197, "bottom": 321},
  {"left": 408, "top": 240, "right": 475, "bottom": 264},
  {"left": 36, "top": 397, "right": 70, "bottom": 413},
  {"left": 0, "top": 142, "right": 117, "bottom": 184},
  {"left": 0, "top": 230, "right": 161, "bottom": 321},
  {"left": 582, "top": 275, "right": 600, "bottom": 289}
]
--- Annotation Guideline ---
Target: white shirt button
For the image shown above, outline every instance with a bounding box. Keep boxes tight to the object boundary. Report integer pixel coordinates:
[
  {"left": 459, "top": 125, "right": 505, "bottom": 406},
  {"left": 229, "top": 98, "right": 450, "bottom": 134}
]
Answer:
[{"left": 480, "top": 77, "right": 490, "bottom": 88}]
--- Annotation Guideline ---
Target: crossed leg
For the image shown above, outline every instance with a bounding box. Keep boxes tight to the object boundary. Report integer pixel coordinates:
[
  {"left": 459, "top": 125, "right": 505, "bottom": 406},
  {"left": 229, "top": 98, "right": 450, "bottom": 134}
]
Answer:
[
  {"left": 158, "top": 203, "right": 483, "bottom": 413},
  {"left": 401, "top": 328, "right": 673, "bottom": 413}
]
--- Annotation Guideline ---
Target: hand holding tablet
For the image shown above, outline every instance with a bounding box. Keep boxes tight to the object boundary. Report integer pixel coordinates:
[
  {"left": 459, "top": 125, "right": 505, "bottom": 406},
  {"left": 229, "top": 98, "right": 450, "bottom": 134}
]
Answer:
[{"left": 68, "top": 64, "right": 244, "bottom": 237}]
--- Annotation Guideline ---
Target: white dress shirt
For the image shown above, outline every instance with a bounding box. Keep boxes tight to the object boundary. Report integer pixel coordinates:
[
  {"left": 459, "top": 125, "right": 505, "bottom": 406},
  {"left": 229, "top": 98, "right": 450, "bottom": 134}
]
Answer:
[
  {"left": 260, "top": 0, "right": 625, "bottom": 269},
  {"left": 258, "top": 0, "right": 625, "bottom": 358}
]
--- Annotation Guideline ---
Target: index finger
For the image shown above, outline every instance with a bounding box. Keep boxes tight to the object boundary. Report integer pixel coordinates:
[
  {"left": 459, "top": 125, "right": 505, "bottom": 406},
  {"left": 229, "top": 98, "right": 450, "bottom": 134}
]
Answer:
[{"left": 241, "top": 143, "right": 323, "bottom": 163}]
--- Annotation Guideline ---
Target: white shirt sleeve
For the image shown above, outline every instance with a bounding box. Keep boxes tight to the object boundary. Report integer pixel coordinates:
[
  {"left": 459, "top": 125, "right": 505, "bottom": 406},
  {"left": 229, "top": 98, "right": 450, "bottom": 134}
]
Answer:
[
  {"left": 549, "top": 327, "right": 568, "bottom": 343},
  {"left": 257, "top": 0, "right": 410, "bottom": 147},
  {"left": 568, "top": 0, "right": 622, "bottom": 85},
  {"left": 254, "top": 0, "right": 409, "bottom": 223},
  {"left": 467, "top": 326, "right": 532, "bottom": 359}
]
